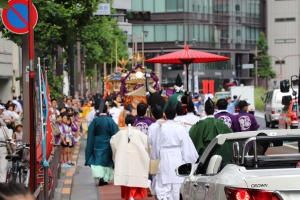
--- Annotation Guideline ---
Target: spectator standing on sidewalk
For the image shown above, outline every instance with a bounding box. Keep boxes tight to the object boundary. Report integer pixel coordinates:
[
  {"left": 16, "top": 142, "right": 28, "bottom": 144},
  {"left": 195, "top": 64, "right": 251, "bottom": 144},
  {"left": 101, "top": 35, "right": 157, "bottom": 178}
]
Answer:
[
  {"left": 110, "top": 115, "right": 149, "bottom": 200},
  {"left": 12, "top": 96, "right": 23, "bottom": 114},
  {"left": 0, "top": 119, "right": 11, "bottom": 183},
  {"left": 85, "top": 104, "right": 119, "bottom": 186}
]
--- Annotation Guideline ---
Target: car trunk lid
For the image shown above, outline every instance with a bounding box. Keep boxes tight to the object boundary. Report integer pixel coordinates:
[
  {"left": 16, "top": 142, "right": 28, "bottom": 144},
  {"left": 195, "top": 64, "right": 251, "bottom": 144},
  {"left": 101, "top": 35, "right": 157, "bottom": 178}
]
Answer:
[{"left": 238, "top": 168, "right": 300, "bottom": 199}]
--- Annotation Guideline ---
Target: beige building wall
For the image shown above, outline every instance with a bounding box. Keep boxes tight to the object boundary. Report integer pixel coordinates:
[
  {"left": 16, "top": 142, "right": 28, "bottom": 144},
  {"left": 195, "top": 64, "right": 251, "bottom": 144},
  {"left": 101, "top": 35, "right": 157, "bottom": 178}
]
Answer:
[
  {"left": 0, "top": 32, "right": 20, "bottom": 102},
  {"left": 267, "top": 0, "right": 300, "bottom": 84}
]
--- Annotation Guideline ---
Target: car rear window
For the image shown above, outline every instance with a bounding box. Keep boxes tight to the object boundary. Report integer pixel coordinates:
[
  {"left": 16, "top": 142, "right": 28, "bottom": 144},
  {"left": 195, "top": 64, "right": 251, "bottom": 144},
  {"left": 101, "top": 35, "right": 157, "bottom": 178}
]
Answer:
[
  {"left": 275, "top": 91, "right": 288, "bottom": 103},
  {"left": 215, "top": 93, "right": 229, "bottom": 99}
]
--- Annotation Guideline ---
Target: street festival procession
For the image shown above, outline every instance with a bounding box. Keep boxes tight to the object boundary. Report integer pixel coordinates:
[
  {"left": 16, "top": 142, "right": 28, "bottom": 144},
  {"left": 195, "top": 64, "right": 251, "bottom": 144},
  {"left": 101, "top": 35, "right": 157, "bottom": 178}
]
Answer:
[{"left": 1, "top": 0, "right": 300, "bottom": 200}]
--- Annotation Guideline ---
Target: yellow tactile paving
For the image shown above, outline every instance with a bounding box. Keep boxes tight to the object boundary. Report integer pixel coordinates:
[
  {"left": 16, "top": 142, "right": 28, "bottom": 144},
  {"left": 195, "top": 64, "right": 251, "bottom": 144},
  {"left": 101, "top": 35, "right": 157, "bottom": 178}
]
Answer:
[
  {"left": 62, "top": 188, "right": 71, "bottom": 194},
  {"left": 64, "top": 179, "right": 72, "bottom": 184},
  {"left": 72, "top": 155, "right": 78, "bottom": 159},
  {"left": 73, "top": 150, "right": 79, "bottom": 154},
  {"left": 66, "top": 171, "right": 74, "bottom": 176}
]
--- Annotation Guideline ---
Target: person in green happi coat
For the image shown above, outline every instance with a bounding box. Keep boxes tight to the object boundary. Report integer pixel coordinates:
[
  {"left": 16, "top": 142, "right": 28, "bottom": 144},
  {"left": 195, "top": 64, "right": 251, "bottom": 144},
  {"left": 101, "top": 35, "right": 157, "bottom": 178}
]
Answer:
[
  {"left": 163, "top": 74, "right": 185, "bottom": 112},
  {"left": 189, "top": 97, "right": 232, "bottom": 161}
]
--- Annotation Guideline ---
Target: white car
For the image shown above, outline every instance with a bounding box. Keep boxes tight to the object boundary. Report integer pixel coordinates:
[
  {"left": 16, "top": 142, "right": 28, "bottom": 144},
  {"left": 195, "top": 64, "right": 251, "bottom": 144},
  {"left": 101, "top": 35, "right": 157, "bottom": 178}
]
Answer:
[{"left": 176, "top": 129, "right": 300, "bottom": 200}]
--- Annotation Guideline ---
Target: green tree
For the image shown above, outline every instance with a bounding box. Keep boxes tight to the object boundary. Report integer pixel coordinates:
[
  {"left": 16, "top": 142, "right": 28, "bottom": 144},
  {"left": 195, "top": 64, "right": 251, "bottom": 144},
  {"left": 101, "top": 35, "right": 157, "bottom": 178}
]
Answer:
[
  {"left": 0, "top": 0, "right": 129, "bottom": 94},
  {"left": 255, "top": 31, "right": 276, "bottom": 80}
]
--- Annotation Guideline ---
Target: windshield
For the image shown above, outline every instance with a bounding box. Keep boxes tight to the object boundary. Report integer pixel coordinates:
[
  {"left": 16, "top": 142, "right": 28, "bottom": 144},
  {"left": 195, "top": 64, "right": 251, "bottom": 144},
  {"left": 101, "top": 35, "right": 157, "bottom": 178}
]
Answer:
[
  {"left": 215, "top": 93, "right": 230, "bottom": 99},
  {"left": 275, "top": 91, "right": 290, "bottom": 103}
]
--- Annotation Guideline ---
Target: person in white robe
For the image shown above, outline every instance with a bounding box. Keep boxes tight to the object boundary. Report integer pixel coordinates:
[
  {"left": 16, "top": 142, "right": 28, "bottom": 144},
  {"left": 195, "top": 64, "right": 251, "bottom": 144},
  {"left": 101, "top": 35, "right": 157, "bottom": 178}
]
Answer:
[
  {"left": 174, "top": 101, "right": 200, "bottom": 132},
  {"left": 148, "top": 104, "right": 165, "bottom": 197},
  {"left": 86, "top": 105, "right": 97, "bottom": 127},
  {"left": 110, "top": 115, "right": 149, "bottom": 200},
  {"left": 155, "top": 103, "right": 199, "bottom": 200},
  {"left": 12, "top": 97, "right": 22, "bottom": 114},
  {"left": 109, "top": 102, "right": 122, "bottom": 125}
]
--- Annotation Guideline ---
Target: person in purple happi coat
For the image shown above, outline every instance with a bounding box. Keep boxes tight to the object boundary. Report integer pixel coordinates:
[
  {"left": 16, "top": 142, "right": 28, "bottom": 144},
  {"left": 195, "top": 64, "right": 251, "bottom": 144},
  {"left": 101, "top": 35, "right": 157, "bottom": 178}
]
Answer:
[
  {"left": 134, "top": 102, "right": 155, "bottom": 135},
  {"left": 236, "top": 100, "right": 260, "bottom": 132},
  {"left": 214, "top": 98, "right": 240, "bottom": 132}
]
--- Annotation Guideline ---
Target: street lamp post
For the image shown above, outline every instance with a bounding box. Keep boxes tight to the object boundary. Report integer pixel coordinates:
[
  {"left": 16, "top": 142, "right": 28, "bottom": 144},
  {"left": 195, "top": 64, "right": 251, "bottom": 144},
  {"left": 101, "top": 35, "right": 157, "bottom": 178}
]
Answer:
[
  {"left": 255, "top": 54, "right": 300, "bottom": 81},
  {"left": 142, "top": 30, "right": 148, "bottom": 67}
]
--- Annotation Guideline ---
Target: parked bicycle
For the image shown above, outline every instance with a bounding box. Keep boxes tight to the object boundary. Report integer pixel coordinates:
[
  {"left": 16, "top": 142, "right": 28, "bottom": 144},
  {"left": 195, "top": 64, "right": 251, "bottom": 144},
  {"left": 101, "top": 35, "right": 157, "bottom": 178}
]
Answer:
[{"left": 5, "top": 142, "right": 30, "bottom": 187}]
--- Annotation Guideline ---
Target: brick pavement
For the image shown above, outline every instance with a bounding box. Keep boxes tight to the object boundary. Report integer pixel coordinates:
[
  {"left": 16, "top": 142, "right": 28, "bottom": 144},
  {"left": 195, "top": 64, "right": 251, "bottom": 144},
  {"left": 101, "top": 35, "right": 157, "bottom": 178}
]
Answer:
[
  {"left": 98, "top": 181, "right": 156, "bottom": 200},
  {"left": 52, "top": 142, "right": 80, "bottom": 200}
]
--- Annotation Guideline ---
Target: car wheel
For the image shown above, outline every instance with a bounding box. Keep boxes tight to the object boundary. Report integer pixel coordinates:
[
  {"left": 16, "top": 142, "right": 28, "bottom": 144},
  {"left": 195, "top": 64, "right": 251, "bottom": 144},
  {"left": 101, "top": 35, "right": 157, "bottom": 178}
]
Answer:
[
  {"left": 291, "top": 125, "right": 298, "bottom": 129},
  {"left": 271, "top": 121, "right": 276, "bottom": 128},
  {"left": 265, "top": 116, "right": 270, "bottom": 127}
]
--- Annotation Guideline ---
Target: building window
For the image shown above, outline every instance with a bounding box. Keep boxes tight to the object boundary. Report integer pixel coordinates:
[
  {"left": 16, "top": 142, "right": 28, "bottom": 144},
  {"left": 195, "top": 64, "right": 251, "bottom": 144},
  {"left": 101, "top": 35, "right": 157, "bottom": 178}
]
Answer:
[
  {"left": 275, "top": 17, "right": 296, "bottom": 22},
  {"left": 275, "top": 39, "right": 296, "bottom": 43},
  {"left": 275, "top": 61, "right": 285, "bottom": 64},
  {"left": 235, "top": 4, "right": 240, "bottom": 11},
  {"left": 236, "top": 30, "right": 241, "bottom": 36}
]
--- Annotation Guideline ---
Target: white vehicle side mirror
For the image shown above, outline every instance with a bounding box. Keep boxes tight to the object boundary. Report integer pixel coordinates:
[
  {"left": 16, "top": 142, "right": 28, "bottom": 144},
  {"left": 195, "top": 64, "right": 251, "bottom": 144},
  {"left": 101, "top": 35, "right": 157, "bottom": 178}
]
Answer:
[
  {"left": 176, "top": 163, "right": 194, "bottom": 177},
  {"left": 206, "top": 155, "right": 222, "bottom": 175}
]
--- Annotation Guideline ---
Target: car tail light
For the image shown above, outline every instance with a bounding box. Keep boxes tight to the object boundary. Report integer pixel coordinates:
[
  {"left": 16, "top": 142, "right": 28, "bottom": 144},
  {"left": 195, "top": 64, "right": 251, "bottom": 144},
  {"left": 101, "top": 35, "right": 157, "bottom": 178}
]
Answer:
[
  {"left": 224, "top": 187, "right": 282, "bottom": 200},
  {"left": 291, "top": 115, "right": 298, "bottom": 121},
  {"left": 271, "top": 109, "right": 275, "bottom": 114}
]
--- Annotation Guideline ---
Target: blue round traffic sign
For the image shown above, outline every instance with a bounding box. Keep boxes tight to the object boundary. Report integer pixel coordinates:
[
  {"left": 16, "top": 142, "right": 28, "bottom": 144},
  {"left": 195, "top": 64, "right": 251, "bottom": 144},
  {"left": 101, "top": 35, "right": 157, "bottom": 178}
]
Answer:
[{"left": 1, "top": 0, "right": 38, "bottom": 34}]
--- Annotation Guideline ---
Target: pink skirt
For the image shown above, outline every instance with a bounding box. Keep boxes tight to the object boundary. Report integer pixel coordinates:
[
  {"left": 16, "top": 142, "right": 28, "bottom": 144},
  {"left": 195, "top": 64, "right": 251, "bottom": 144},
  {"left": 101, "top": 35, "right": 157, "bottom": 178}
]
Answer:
[{"left": 121, "top": 186, "right": 147, "bottom": 199}]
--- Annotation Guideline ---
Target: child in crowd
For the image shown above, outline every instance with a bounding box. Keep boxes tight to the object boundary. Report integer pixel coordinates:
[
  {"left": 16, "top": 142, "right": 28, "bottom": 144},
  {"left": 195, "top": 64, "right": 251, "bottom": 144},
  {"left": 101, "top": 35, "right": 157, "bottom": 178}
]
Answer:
[
  {"left": 13, "top": 123, "right": 23, "bottom": 147},
  {"left": 62, "top": 114, "right": 75, "bottom": 167},
  {"left": 55, "top": 115, "right": 66, "bottom": 165},
  {"left": 69, "top": 113, "right": 79, "bottom": 142}
]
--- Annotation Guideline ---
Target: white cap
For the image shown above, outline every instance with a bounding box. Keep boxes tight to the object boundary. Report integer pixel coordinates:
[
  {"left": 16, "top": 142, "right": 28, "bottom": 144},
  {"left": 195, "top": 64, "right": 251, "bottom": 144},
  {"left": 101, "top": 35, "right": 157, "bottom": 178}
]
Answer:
[{"left": 0, "top": 105, "right": 5, "bottom": 110}]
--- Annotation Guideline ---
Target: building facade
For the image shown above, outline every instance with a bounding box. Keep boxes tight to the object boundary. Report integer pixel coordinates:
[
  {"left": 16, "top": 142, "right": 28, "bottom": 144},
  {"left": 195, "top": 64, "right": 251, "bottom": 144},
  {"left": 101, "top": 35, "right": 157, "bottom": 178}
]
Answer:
[
  {"left": 129, "top": 0, "right": 266, "bottom": 93},
  {"left": 0, "top": 33, "right": 20, "bottom": 102},
  {"left": 267, "top": 0, "right": 300, "bottom": 84}
]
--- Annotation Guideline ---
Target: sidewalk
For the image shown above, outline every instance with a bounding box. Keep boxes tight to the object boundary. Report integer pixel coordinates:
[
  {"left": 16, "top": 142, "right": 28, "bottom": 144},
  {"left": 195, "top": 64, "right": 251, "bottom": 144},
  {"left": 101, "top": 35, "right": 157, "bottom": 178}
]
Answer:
[{"left": 70, "top": 138, "right": 99, "bottom": 200}]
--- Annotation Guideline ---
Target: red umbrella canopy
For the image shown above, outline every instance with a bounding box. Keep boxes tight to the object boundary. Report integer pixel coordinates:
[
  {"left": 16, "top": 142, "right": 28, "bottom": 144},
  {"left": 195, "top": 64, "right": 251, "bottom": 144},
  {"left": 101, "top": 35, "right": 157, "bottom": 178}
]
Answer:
[
  {"left": 145, "top": 46, "right": 230, "bottom": 65},
  {"left": 224, "top": 82, "right": 236, "bottom": 87}
]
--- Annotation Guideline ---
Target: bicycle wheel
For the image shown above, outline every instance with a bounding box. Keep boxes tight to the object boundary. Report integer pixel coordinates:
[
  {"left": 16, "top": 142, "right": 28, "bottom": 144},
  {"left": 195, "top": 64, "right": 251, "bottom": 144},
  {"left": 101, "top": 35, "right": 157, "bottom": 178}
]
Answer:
[
  {"left": 12, "top": 161, "right": 18, "bottom": 182},
  {"left": 22, "top": 169, "right": 30, "bottom": 188},
  {"left": 6, "top": 167, "right": 13, "bottom": 183}
]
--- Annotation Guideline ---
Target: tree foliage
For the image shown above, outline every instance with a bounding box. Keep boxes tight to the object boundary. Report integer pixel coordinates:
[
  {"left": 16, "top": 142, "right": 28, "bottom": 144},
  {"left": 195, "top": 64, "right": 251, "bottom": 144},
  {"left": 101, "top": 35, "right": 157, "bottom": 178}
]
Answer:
[
  {"left": 256, "top": 31, "right": 276, "bottom": 79},
  {"left": 78, "top": 15, "right": 128, "bottom": 77}
]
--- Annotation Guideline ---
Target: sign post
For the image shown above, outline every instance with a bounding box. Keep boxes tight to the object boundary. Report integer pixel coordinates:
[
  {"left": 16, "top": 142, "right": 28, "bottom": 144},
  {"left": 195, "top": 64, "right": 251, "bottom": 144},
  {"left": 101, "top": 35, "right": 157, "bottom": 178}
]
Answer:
[{"left": 1, "top": 0, "right": 38, "bottom": 192}]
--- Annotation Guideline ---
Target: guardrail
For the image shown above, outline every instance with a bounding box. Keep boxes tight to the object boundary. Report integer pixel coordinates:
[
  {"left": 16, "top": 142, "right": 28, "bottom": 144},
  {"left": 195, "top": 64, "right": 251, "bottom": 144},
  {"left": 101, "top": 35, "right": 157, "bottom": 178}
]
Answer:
[{"left": 34, "top": 144, "right": 61, "bottom": 200}]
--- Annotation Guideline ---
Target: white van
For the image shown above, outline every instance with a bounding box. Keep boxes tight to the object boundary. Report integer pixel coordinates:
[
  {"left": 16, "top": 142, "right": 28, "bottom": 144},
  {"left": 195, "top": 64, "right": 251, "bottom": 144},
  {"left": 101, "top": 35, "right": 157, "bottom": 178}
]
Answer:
[{"left": 263, "top": 88, "right": 297, "bottom": 128}]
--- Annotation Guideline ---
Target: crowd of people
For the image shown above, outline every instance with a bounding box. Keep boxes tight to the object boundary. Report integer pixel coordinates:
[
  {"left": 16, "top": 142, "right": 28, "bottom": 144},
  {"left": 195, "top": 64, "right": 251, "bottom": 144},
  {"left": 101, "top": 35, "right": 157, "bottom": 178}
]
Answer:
[
  {"left": 83, "top": 75, "right": 260, "bottom": 200},
  {"left": 0, "top": 74, "right": 261, "bottom": 200},
  {"left": 0, "top": 96, "right": 24, "bottom": 183}
]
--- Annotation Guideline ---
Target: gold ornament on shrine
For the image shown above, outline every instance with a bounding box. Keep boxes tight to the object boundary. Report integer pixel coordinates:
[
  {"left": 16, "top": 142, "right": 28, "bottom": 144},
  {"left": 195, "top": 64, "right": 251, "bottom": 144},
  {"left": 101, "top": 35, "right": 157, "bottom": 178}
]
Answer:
[
  {"left": 118, "top": 58, "right": 129, "bottom": 77},
  {"left": 132, "top": 53, "right": 145, "bottom": 64}
]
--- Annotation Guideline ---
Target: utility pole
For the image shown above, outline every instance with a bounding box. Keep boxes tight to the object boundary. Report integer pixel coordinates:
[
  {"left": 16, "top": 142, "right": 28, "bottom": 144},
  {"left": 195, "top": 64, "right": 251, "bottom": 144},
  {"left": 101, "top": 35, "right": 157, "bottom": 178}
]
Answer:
[
  {"left": 21, "top": 34, "right": 30, "bottom": 143},
  {"left": 255, "top": 45, "right": 258, "bottom": 88},
  {"left": 77, "top": 41, "right": 82, "bottom": 96},
  {"left": 56, "top": 46, "right": 64, "bottom": 107},
  {"left": 82, "top": 46, "right": 86, "bottom": 98},
  {"left": 69, "top": 41, "right": 75, "bottom": 97}
]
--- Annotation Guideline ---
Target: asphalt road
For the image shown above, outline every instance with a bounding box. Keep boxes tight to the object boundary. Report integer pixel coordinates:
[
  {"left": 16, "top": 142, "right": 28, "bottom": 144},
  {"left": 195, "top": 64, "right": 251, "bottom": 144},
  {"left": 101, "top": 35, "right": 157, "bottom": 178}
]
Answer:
[{"left": 255, "top": 115, "right": 273, "bottom": 130}]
